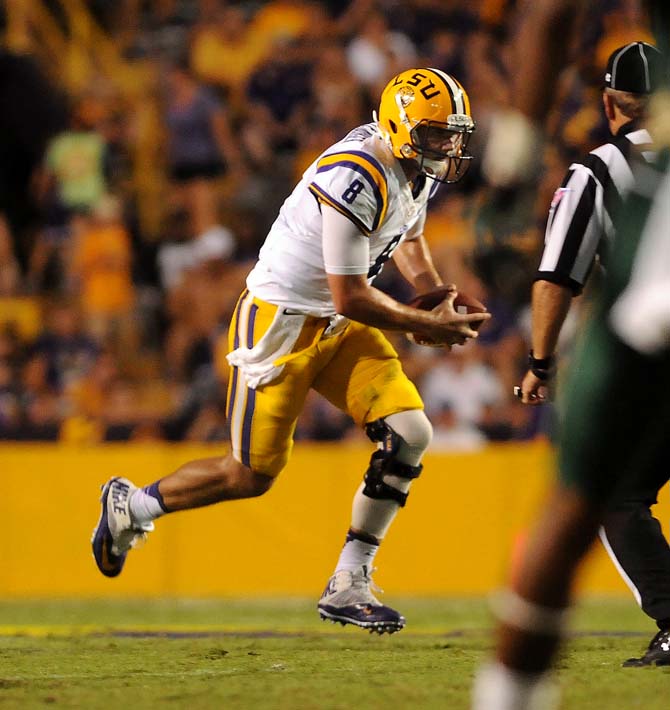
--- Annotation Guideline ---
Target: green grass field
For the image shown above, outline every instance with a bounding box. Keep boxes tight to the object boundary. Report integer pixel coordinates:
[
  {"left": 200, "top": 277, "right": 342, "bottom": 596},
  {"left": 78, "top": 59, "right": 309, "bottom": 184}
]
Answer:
[{"left": 0, "top": 598, "right": 667, "bottom": 709}]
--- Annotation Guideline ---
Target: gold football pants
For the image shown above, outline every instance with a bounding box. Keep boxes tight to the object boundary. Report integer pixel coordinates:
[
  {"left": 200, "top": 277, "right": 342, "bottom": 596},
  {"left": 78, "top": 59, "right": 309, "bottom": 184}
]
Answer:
[{"left": 226, "top": 290, "right": 424, "bottom": 475}]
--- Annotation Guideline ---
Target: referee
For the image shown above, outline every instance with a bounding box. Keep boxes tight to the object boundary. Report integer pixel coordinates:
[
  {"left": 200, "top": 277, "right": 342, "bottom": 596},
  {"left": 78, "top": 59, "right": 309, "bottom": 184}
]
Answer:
[{"left": 519, "top": 41, "right": 670, "bottom": 667}]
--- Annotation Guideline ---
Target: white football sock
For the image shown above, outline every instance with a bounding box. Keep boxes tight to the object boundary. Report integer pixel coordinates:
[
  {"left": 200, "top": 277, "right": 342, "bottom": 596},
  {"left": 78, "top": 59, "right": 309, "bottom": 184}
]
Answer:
[
  {"left": 335, "top": 536, "right": 379, "bottom": 572},
  {"left": 129, "top": 488, "right": 167, "bottom": 525},
  {"left": 471, "top": 662, "right": 560, "bottom": 710}
]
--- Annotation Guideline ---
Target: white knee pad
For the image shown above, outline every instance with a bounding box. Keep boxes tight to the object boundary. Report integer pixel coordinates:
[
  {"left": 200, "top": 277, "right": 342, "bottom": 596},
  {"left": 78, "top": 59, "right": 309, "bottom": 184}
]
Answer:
[{"left": 383, "top": 409, "right": 432, "bottom": 467}]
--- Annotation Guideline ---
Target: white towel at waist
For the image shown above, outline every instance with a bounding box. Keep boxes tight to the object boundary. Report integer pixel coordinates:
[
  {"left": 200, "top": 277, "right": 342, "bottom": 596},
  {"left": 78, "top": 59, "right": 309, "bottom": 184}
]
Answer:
[{"left": 226, "top": 309, "right": 349, "bottom": 390}]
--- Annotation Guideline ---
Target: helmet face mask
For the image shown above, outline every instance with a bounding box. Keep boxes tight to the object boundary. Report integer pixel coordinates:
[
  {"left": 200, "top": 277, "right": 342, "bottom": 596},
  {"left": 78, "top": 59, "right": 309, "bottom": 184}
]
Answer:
[
  {"left": 377, "top": 68, "right": 475, "bottom": 184},
  {"left": 409, "top": 119, "right": 474, "bottom": 183}
]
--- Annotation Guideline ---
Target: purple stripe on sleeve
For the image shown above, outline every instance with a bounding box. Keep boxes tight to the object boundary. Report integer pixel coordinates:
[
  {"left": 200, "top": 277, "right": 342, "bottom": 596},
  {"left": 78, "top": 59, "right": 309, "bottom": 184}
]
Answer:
[
  {"left": 315, "top": 161, "right": 384, "bottom": 230},
  {"left": 308, "top": 183, "right": 371, "bottom": 235}
]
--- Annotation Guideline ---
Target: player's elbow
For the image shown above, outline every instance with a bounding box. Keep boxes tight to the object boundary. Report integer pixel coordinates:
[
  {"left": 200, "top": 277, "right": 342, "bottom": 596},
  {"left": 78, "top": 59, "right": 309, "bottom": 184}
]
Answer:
[
  {"left": 332, "top": 295, "right": 357, "bottom": 318},
  {"left": 329, "top": 279, "right": 369, "bottom": 318},
  {"left": 332, "top": 289, "right": 371, "bottom": 320}
]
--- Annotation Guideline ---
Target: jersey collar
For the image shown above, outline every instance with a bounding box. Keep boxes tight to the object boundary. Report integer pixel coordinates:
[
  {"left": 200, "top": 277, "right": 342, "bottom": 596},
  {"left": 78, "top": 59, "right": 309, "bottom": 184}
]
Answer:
[{"left": 616, "top": 119, "right": 642, "bottom": 137}]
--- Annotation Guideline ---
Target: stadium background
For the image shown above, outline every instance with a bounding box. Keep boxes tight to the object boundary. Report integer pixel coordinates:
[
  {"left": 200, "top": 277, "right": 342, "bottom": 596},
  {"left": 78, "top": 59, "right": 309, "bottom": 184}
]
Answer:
[{"left": 0, "top": 0, "right": 666, "bottom": 599}]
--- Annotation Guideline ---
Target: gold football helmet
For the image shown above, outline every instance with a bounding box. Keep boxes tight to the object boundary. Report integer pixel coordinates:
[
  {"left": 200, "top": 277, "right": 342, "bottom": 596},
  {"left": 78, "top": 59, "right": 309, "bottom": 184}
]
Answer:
[{"left": 377, "top": 68, "right": 475, "bottom": 183}]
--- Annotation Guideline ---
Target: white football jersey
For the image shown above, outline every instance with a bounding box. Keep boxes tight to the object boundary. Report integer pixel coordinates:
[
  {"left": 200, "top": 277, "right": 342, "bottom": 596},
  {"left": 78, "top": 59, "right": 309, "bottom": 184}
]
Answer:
[{"left": 246, "top": 123, "right": 438, "bottom": 317}]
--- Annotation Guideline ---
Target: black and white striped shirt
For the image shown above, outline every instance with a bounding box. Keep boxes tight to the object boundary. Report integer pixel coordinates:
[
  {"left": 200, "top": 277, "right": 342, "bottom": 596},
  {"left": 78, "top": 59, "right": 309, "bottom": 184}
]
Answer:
[{"left": 536, "top": 121, "right": 656, "bottom": 294}]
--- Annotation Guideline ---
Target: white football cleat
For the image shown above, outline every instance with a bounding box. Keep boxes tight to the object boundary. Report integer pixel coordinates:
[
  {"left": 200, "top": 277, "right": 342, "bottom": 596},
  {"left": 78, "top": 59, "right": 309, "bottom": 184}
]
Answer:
[
  {"left": 91, "top": 477, "right": 153, "bottom": 578},
  {"left": 318, "top": 565, "right": 406, "bottom": 634}
]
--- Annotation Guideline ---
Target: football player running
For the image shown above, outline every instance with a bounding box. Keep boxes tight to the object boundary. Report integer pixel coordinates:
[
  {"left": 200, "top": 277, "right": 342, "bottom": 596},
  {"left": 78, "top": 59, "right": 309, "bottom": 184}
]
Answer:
[{"left": 92, "top": 68, "right": 489, "bottom": 633}]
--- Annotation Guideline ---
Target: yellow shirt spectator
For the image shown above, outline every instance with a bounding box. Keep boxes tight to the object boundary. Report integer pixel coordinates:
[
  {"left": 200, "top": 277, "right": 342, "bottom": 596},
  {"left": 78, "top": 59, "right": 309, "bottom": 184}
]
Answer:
[
  {"left": 249, "top": 0, "right": 312, "bottom": 45},
  {"left": 45, "top": 130, "right": 106, "bottom": 211},
  {"left": 73, "top": 221, "right": 133, "bottom": 315},
  {"left": 70, "top": 195, "right": 135, "bottom": 347},
  {"left": 191, "top": 6, "right": 267, "bottom": 101}
]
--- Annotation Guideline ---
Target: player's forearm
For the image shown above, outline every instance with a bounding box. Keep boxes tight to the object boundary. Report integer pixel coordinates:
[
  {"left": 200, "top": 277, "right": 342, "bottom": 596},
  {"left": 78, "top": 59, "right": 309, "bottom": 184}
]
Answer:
[
  {"left": 339, "top": 289, "right": 429, "bottom": 332},
  {"left": 330, "top": 278, "right": 441, "bottom": 333},
  {"left": 392, "top": 236, "right": 444, "bottom": 293},
  {"left": 530, "top": 280, "right": 574, "bottom": 358}
]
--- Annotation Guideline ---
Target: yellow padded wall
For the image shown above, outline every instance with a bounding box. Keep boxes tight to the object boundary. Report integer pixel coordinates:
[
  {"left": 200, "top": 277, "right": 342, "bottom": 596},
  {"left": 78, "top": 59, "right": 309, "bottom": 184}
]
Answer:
[{"left": 1, "top": 442, "right": 666, "bottom": 598}]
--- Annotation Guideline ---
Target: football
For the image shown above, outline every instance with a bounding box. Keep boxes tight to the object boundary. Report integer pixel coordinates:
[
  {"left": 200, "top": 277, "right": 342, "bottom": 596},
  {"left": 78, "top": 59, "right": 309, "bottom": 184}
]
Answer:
[{"left": 406, "top": 288, "right": 487, "bottom": 346}]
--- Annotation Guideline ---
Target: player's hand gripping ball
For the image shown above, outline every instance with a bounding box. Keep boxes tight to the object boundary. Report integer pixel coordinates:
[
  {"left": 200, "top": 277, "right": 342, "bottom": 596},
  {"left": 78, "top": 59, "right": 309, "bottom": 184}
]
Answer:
[{"left": 406, "top": 288, "right": 487, "bottom": 347}]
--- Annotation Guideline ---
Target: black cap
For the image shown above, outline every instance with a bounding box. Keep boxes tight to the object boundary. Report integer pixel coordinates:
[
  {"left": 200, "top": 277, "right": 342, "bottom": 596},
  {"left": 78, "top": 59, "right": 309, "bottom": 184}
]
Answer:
[{"left": 605, "top": 42, "right": 664, "bottom": 94}]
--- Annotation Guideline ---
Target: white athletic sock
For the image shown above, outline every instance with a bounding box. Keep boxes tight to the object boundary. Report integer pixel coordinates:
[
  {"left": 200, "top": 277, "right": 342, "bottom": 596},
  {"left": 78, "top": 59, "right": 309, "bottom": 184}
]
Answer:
[
  {"left": 335, "top": 534, "right": 379, "bottom": 572},
  {"left": 129, "top": 487, "right": 167, "bottom": 525},
  {"left": 471, "top": 662, "right": 560, "bottom": 710}
]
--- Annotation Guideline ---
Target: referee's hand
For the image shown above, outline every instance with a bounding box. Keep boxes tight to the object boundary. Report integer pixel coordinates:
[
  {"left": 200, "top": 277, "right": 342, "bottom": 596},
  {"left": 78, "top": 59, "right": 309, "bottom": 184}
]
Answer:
[{"left": 516, "top": 370, "right": 551, "bottom": 405}]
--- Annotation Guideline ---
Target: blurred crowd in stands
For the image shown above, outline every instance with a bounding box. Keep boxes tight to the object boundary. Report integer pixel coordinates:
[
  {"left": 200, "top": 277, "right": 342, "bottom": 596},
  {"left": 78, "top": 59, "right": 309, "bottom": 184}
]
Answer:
[{"left": 0, "top": 0, "right": 653, "bottom": 446}]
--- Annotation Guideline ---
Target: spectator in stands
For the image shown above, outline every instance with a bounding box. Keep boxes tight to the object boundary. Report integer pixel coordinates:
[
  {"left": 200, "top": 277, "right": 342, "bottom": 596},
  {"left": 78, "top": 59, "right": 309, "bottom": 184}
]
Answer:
[
  {"left": 249, "top": 0, "right": 316, "bottom": 48},
  {"left": 162, "top": 59, "right": 246, "bottom": 244},
  {"left": 190, "top": 5, "right": 267, "bottom": 104},
  {"left": 242, "top": 35, "right": 314, "bottom": 164},
  {"left": 0, "top": 324, "right": 24, "bottom": 437},
  {"left": 18, "top": 388, "right": 61, "bottom": 441},
  {"left": 101, "top": 378, "right": 146, "bottom": 441},
  {"left": 0, "top": 48, "right": 67, "bottom": 277},
  {"left": 156, "top": 209, "right": 200, "bottom": 292},
  {"left": 122, "top": 0, "right": 196, "bottom": 61},
  {"left": 31, "top": 300, "right": 99, "bottom": 393},
  {"left": 311, "top": 42, "right": 365, "bottom": 135},
  {"left": 14, "top": 351, "right": 59, "bottom": 441},
  {"left": 0, "top": 220, "right": 19, "bottom": 295},
  {"left": 0, "top": 324, "right": 22, "bottom": 369},
  {"left": 30, "top": 96, "right": 110, "bottom": 292},
  {"left": 70, "top": 193, "right": 136, "bottom": 350},
  {"left": 162, "top": 223, "right": 239, "bottom": 381},
  {"left": 345, "top": 8, "right": 417, "bottom": 96},
  {"left": 62, "top": 347, "right": 119, "bottom": 423},
  {"left": 183, "top": 402, "right": 229, "bottom": 443},
  {"left": 0, "top": 357, "right": 20, "bottom": 437},
  {"left": 430, "top": 402, "right": 487, "bottom": 452},
  {"left": 291, "top": 42, "right": 366, "bottom": 180},
  {"left": 419, "top": 341, "right": 505, "bottom": 434},
  {"left": 236, "top": 33, "right": 318, "bottom": 232},
  {"left": 41, "top": 97, "right": 109, "bottom": 218},
  {"left": 424, "top": 28, "right": 467, "bottom": 83}
]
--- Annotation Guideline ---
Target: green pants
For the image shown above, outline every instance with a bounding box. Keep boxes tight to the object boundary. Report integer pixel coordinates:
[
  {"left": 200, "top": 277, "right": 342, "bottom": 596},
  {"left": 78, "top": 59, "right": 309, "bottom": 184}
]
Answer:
[
  {"left": 558, "top": 311, "right": 670, "bottom": 501},
  {"left": 558, "top": 152, "right": 670, "bottom": 501}
]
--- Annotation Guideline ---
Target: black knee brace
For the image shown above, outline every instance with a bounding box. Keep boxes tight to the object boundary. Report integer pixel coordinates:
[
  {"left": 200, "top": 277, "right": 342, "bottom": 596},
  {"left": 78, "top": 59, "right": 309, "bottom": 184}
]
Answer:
[{"left": 363, "top": 418, "right": 422, "bottom": 507}]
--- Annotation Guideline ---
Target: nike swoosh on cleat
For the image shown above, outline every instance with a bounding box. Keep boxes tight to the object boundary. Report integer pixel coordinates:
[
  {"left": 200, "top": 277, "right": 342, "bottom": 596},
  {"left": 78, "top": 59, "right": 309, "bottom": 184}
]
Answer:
[{"left": 99, "top": 538, "right": 120, "bottom": 575}]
